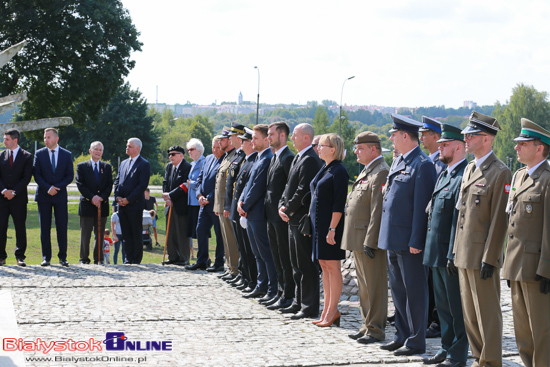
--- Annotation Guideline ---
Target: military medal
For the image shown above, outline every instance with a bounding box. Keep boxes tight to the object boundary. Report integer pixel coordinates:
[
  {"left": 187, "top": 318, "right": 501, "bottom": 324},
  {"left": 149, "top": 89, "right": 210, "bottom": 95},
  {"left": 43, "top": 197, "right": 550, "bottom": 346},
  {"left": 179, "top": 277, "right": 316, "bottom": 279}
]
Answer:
[{"left": 526, "top": 204, "right": 533, "bottom": 214}]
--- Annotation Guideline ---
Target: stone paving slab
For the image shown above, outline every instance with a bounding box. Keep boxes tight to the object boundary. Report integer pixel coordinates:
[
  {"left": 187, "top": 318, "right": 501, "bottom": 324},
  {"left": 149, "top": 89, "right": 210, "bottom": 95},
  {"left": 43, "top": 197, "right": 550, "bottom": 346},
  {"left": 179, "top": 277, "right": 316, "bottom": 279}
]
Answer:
[{"left": 0, "top": 265, "right": 524, "bottom": 366}]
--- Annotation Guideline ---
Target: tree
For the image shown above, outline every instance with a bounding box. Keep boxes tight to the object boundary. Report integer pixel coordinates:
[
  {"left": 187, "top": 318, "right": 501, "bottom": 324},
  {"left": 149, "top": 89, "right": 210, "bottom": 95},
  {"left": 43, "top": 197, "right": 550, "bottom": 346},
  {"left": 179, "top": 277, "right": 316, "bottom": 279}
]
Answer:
[
  {"left": 0, "top": 0, "right": 142, "bottom": 129},
  {"left": 493, "top": 84, "right": 550, "bottom": 171},
  {"left": 312, "top": 106, "right": 330, "bottom": 135},
  {"left": 62, "top": 83, "right": 161, "bottom": 174}
]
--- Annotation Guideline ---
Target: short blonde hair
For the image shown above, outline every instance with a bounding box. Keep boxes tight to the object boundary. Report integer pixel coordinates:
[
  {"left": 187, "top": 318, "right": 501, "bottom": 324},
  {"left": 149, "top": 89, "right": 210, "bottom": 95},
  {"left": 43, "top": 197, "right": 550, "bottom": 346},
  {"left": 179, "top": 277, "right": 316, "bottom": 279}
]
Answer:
[{"left": 320, "top": 133, "right": 345, "bottom": 161}]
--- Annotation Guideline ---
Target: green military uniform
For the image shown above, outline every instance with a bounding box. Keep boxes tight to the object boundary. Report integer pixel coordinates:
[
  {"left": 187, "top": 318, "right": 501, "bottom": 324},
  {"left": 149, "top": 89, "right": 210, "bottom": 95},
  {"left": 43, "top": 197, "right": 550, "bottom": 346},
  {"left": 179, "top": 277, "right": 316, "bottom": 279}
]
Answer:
[{"left": 502, "top": 118, "right": 550, "bottom": 367}]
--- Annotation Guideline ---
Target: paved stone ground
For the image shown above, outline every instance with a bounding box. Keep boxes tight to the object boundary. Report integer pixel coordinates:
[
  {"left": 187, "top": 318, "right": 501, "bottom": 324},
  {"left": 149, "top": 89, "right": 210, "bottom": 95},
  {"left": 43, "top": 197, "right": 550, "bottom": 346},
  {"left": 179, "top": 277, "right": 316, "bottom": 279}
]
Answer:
[{"left": 0, "top": 265, "right": 524, "bottom": 367}]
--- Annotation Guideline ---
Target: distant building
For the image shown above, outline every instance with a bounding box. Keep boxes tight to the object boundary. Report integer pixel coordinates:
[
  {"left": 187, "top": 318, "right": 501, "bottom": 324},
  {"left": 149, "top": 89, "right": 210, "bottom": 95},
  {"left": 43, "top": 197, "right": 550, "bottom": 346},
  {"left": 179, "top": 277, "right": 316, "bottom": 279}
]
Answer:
[
  {"left": 238, "top": 92, "right": 243, "bottom": 105},
  {"left": 463, "top": 100, "right": 477, "bottom": 109}
]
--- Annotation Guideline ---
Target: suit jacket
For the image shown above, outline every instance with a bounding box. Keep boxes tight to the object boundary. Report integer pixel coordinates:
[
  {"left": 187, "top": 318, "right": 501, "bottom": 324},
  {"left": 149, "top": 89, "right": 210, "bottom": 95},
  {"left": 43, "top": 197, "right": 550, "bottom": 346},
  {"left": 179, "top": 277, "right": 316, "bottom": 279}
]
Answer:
[
  {"left": 341, "top": 156, "right": 389, "bottom": 252},
  {"left": 0, "top": 148, "right": 33, "bottom": 205},
  {"left": 231, "top": 152, "right": 257, "bottom": 222},
  {"left": 188, "top": 155, "right": 205, "bottom": 206},
  {"left": 75, "top": 160, "right": 113, "bottom": 217},
  {"left": 196, "top": 153, "right": 222, "bottom": 207},
  {"left": 114, "top": 155, "right": 151, "bottom": 211},
  {"left": 423, "top": 159, "right": 468, "bottom": 267},
  {"left": 279, "top": 146, "right": 322, "bottom": 226},
  {"left": 502, "top": 162, "right": 550, "bottom": 281},
  {"left": 240, "top": 148, "right": 273, "bottom": 220},
  {"left": 214, "top": 148, "right": 237, "bottom": 213},
  {"left": 162, "top": 160, "right": 192, "bottom": 216},
  {"left": 265, "top": 146, "right": 294, "bottom": 222},
  {"left": 378, "top": 145, "right": 437, "bottom": 251},
  {"left": 33, "top": 146, "right": 74, "bottom": 203},
  {"left": 224, "top": 149, "right": 246, "bottom": 212},
  {"left": 453, "top": 152, "right": 511, "bottom": 269}
]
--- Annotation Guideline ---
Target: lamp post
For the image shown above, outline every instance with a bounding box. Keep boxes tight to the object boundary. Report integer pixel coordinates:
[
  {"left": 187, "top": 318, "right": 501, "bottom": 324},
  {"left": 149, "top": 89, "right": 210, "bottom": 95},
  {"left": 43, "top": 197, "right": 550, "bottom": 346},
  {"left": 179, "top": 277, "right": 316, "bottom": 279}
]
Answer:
[
  {"left": 254, "top": 66, "right": 260, "bottom": 125},
  {"left": 339, "top": 75, "right": 355, "bottom": 136}
]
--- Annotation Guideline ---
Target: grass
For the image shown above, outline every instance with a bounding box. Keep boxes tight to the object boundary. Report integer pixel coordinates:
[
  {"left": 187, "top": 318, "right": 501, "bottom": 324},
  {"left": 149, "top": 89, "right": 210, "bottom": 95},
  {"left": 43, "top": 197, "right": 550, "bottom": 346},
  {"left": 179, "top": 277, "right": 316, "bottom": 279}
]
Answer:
[{"left": 2, "top": 201, "right": 213, "bottom": 266}]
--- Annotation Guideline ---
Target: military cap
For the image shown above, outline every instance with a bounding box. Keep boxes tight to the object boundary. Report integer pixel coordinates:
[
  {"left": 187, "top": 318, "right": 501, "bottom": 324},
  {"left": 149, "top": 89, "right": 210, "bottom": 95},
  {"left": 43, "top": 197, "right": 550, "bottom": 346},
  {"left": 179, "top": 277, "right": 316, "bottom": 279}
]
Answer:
[
  {"left": 238, "top": 127, "right": 253, "bottom": 140},
  {"left": 220, "top": 126, "right": 231, "bottom": 138},
  {"left": 167, "top": 145, "right": 185, "bottom": 154},
  {"left": 419, "top": 116, "right": 442, "bottom": 133},
  {"left": 437, "top": 124, "right": 464, "bottom": 143},
  {"left": 389, "top": 113, "right": 422, "bottom": 133},
  {"left": 461, "top": 111, "right": 501, "bottom": 135},
  {"left": 229, "top": 122, "right": 245, "bottom": 135},
  {"left": 514, "top": 118, "right": 550, "bottom": 146},
  {"left": 354, "top": 131, "right": 381, "bottom": 145}
]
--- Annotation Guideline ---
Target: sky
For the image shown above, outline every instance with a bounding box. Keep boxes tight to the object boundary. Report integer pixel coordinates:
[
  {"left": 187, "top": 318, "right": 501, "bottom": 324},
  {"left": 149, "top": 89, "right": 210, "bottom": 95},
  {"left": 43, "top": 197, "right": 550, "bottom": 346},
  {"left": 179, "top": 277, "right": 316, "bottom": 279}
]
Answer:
[{"left": 120, "top": 0, "right": 550, "bottom": 109}]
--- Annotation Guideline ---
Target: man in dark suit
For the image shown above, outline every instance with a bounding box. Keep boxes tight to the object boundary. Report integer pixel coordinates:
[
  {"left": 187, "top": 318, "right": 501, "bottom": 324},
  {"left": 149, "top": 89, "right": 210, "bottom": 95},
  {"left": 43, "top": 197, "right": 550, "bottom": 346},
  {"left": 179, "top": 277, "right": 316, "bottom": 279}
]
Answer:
[
  {"left": 238, "top": 124, "right": 278, "bottom": 300},
  {"left": 34, "top": 127, "right": 74, "bottom": 267},
  {"left": 422, "top": 124, "right": 469, "bottom": 367},
  {"left": 264, "top": 121, "right": 295, "bottom": 309},
  {"left": 229, "top": 129, "right": 258, "bottom": 292},
  {"left": 378, "top": 114, "right": 437, "bottom": 356},
  {"left": 0, "top": 129, "right": 33, "bottom": 266},
  {"left": 114, "top": 137, "right": 151, "bottom": 264},
  {"left": 185, "top": 137, "right": 225, "bottom": 271},
  {"left": 75, "top": 141, "right": 113, "bottom": 264},
  {"left": 278, "top": 123, "right": 322, "bottom": 319},
  {"left": 161, "top": 145, "right": 192, "bottom": 265}
]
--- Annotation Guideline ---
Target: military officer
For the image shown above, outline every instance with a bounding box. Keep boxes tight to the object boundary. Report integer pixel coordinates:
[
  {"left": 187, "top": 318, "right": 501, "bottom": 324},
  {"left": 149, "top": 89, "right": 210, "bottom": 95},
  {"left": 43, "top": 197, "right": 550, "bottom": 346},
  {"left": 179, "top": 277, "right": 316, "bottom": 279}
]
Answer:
[
  {"left": 422, "top": 124, "right": 469, "bottom": 367},
  {"left": 342, "top": 131, "right": 389, "bottom": 345},
  {"left": 454, "top": 111, "right": 512, "bottom": 367},
  {"left": 420, "top": 116, "right": 447, "bottom": 177},
  {"left": 378, "top": 114, "right": 437, "bottom": 356},
  {"left": 503, "top": 118, "right": 550, "bottom": 367},
  {"left": 213, "top": 126, "right": 239, "bottom": 275}
]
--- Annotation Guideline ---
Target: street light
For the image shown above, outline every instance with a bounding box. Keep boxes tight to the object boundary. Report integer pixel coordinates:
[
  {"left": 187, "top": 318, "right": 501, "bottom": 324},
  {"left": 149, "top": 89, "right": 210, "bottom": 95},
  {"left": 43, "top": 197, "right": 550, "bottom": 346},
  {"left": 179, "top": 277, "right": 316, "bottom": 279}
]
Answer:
[
  {"left": 339, "top": 76, "right": 355, "bottom": 136},
  {"left": 254, "top": 66, "right": 260, "bottom": 125}
]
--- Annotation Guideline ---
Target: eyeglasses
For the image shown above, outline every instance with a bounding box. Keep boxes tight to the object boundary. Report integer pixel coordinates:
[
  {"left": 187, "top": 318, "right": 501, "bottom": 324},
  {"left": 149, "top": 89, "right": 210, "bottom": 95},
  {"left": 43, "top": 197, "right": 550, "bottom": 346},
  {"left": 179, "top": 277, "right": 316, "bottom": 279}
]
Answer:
[
  {"left": 187, "top": 148, "right": 196, "bottom": 152},
  {"left": 312, "top": 144, "right": 318, "bottom": 147},
  {"left": 464, "top": 133, "right": 487, "bottom": 139},
  {"left": 168, "top": 152, "right": 182, "bottom": 157},
  {"left": 318, "top": 144, "right": 332, "bottom": 148}
]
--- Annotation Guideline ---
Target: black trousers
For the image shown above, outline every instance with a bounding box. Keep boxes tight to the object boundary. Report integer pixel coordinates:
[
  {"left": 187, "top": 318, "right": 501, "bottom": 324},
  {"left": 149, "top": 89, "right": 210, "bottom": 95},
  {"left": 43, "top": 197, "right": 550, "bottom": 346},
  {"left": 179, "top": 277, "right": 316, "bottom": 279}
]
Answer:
[
  {"left": 0, "top": 200, "right": 27, "bottom": 260},
  {"left": 267, "top": 219, "right": 295, "bottom": 299},
  {"left": 232, "top": 220, "right": 257, "bottom": 286},
  {"left": 118, "top": 208, "right": 143, "bottom": 264},
  {"left": 79, "top": 216, "right": 107, "bottom": 263}
]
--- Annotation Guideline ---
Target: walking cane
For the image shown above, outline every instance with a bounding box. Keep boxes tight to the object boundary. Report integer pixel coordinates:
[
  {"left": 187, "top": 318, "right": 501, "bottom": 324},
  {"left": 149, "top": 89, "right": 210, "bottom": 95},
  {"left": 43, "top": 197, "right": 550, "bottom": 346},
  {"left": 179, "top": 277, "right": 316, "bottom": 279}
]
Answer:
[
  {"left": 97, "top": 205, "right": 102, "bottom": 264},
  {"left": 162, "top": 205, "right": 173, "bottom": 265}
]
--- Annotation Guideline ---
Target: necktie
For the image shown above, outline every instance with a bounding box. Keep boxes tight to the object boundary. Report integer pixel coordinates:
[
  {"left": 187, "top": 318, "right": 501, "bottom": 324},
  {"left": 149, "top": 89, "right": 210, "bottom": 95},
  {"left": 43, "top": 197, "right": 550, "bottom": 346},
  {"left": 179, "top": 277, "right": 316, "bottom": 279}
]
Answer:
[
  {"left": 521, "top": 172, "right": 529, "bottom": 185},
  {"left": 125, "top": 159, "right": 133, "bottom": 179},
  {"left": 94, "top": 162, "right": 100, "bottom": 182},
  {"left": 437, "top": 170, "right": 448, "bottom": 189},
  {"left": 290, "top": 154, "right": 300, "bottom": 171},
  {"left": 51, "top": 150, "right": 56, "bottom": 173},
  {"left": 171, "top": 165, "right": 177, "bottom": 187},
  {"left": 9, "top": 150, "right": 13, "bottom": 169}
]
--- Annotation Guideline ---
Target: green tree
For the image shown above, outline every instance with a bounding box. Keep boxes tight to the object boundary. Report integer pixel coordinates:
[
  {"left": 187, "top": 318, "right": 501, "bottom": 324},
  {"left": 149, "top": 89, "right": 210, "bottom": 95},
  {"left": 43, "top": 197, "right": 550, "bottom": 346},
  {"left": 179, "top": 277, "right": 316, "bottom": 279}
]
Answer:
[
  {"left": 0, "top": 0, "right": 141, "bottom": 129},
  {"left": 493, "top": 84, "right": 550, "bottom": 171},
  {"left": 312, "top": 106, "right": 330, "bottom": 135},
  {"left": 328, "top": 111, "right": 358, "bottom": 179}
]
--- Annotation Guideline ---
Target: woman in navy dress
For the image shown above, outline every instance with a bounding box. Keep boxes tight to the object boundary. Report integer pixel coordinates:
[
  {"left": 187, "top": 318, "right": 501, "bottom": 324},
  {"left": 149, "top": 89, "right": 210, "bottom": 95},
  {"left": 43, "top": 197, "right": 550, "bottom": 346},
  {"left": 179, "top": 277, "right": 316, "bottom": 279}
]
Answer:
[{"left": 309, "top": 133, "right": 349, "bottom": 327}]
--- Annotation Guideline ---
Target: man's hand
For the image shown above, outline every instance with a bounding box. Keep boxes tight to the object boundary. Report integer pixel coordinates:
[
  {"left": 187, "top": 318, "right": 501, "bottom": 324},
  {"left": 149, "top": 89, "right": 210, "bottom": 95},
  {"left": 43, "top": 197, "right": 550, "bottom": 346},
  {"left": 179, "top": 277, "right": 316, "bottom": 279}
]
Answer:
[
  {"left": 410, "top": 247, "right": 422, "bottom": 254},
  {"left": 3, "top": 190, "right": 15, "bottom": 200},
  {"left": 237, "top": 201, "right": 247, "bottom": 217},
  {"left": 162, "top": 192, "right": 171, "bottom": 201},
  {"left": 117, "top": 197, "right": 129, "bottom": 207},
  {"left": 535, "top": 275, "right": 550, "bottom": 294},
  {"left": 165, "top": 199, "right": 172, "bottom": 207},
  {"left": 278, "top": 206, "right": 289, "bottom": 222},
  {"left": 214, "top": 212, "right": 219, "bottom": 216},
  {"left": 48, "top": 186, "right": 60, "bottom": 196},
  {"left": 446, "top": 259, "right": 458, "bottom": 276},
  {"left": 113, "top": 234, "right": 118, "bottom": 242},
  {"left": 223, "top": 210, "right": 230, "bottom": 218},
  {"left": 91, "top": 195, "right": 103, "bottom": 208},
  {"left": 363, "top": 246, "right": 375, "bottom": 259},
  {"left": 480, "top": 262, "right": 495, "bottom": 280}
]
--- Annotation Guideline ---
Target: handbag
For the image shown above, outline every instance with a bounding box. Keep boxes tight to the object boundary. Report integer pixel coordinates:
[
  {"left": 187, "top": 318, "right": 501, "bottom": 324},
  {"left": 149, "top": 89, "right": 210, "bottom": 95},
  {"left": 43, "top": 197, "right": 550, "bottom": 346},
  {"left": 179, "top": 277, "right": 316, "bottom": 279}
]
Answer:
[{"left": 299, "top": 213, "right": 312, "bottom": 236}]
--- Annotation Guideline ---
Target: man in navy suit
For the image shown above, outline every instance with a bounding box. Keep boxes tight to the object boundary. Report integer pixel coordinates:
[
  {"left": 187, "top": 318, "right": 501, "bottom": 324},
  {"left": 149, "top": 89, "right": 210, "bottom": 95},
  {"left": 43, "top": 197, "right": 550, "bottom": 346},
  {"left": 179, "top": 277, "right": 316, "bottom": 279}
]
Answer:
[
  {"left": 238, "top": 124, "right": 278, "bottom": 300},
  {"left": 114, "top": 137, "right": 151, "bottom": 264},
  {"left": 75, "top": 141, "right": 113, "bottom": 264},
  {"left": 185, "top": 137, "right": 225, "bottom": 271},
  {"left": 33, "top": 127, "right": 74, "bottom": 267},
  {"left": 378, "top": 114, "right": 437, "bottom": 356},
  {"left": 0, "top": 129, "right": 33, "bottom": 266}
]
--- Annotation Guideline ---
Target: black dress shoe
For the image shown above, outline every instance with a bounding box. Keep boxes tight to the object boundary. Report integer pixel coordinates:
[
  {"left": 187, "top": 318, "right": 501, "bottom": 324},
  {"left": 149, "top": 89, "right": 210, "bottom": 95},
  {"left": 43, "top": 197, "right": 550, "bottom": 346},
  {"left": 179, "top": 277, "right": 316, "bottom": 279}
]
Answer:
[
  {"left": 393, "top": 346, "right": 425, "bottom": 356},
  {"left": 262, "top": 295, "right": 280, "bottom": 306},
  {"left": 162, "top": 260, "right": 177, "bottom": 265},
  {"left": 175, "top": 261, "right": 189, "bottom": 266},
  {"left": 436, "top": 359, "right": 466, "bottom": 367},
  {"left": 290, "top": 311, "right": 318, "bottom": 320},
  {"left": 206, "top": 265, "right": 224, "bottom": 272},
  {"left": 231, "top": 278, "right": 245, "bottom": 287},
  {"left": 41, "top": 260, "right": 50, "bottom": 267},
  {"left": 185, "top": 262, "right": 207, "bottom": 270},
  {"left": 241, "top": 286, "right": 255, "bottom": 293},
  {"left": 228, "top": 275, "right": 242, "bottom": 284},
  {"left": 243, "top": 289, "right": 266, "bottom": 299},
  {"left": 222, "top": 273, "right": 236, "bottom": 281},
  {"left": 426, "top": 326, "right": 442, "bottom": 338},
  {"left": 422, "top": 351, "right": 447, "bottom": 364},
  {"left": 380, "top": 341, "right": 403, "bottom": 351},
  {"left": 17, "top": 259, "right": 26, "bottom": 267},
  {"left": 60, "top": 260, "right": 69, "bottom": 267},
  {"left": 357, "top": 335, "right": 380, "bottom": 345},
  {"left": 0, "top": 259, "right": 5, "bottom": 266},
  {"left": 258, "top": 293, "right": 275, "bottom": 303},
  {"left": 267, "top": 297, "right": 293, "bottom": 310},
  {"left": 235, "top": 282, "right": 248, "bottom": 290},
  {"left": 279, "top": 304, "right": 300, "bottom": 314},
  {"left": 348, "top": 331, "right": 364, "bottom": 340}
]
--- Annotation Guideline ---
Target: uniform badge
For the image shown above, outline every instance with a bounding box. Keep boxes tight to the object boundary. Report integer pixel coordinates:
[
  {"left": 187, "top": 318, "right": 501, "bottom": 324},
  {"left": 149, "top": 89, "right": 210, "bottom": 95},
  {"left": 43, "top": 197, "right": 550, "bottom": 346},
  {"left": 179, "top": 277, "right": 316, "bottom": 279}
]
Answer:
[
  {"left": 526, "top": 204, "right": 533, "bottom": 214},
  {"left": 504, "top": 183, "right": 511, "bottom": 193}
]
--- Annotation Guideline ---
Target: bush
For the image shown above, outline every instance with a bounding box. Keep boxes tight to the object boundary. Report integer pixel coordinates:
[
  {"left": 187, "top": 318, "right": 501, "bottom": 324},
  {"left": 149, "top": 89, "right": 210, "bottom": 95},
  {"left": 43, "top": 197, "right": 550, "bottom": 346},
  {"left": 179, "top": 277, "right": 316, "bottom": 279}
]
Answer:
[{"left": 149, "top": 173, "right": 163, "bottom": 186}]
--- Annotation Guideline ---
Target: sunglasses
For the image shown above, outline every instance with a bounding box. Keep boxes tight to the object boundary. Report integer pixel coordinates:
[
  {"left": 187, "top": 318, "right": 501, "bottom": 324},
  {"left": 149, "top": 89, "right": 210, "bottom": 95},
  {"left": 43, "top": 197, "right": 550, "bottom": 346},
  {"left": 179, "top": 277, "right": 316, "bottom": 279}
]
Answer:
[
  {"left": 464, "top": 133, "right": 487, "bottom": 139},
  {"left": 187, "top": 148, "right": 196, "bottom": 152},
  {"left": 168, "top": 152, "right": 182, "bottom": 157}
]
